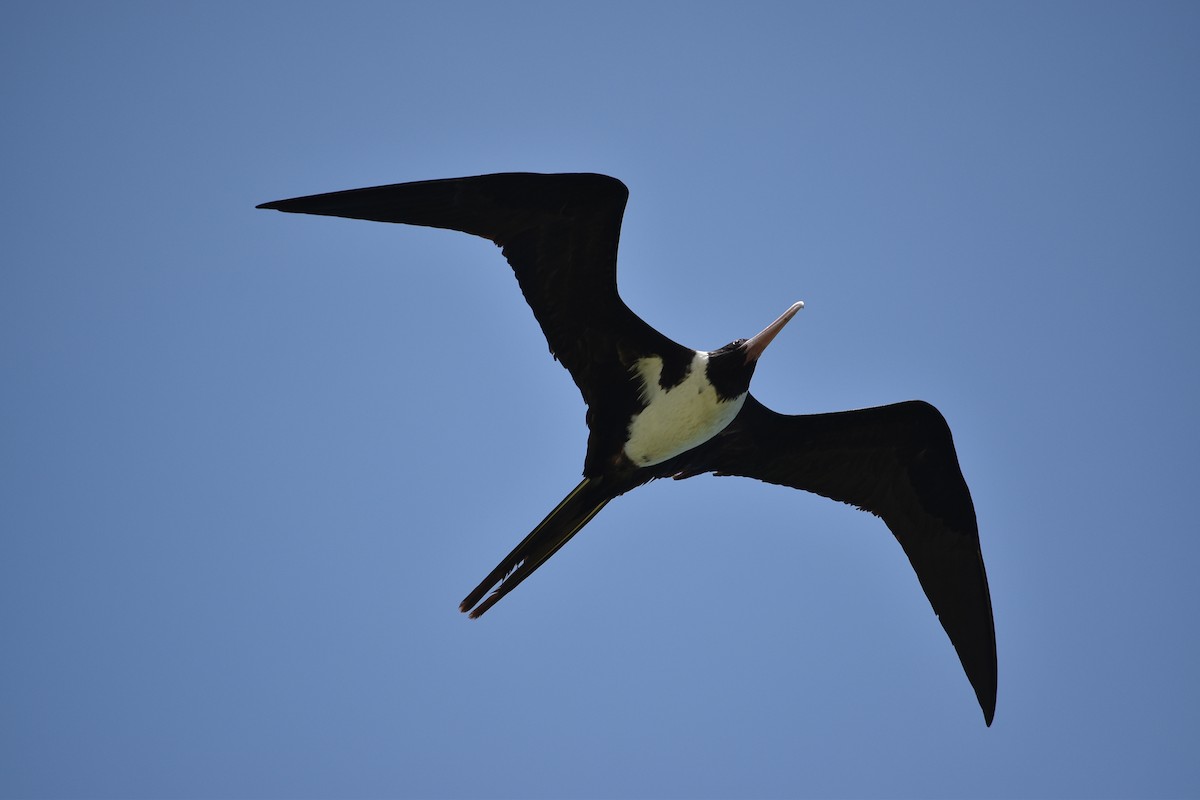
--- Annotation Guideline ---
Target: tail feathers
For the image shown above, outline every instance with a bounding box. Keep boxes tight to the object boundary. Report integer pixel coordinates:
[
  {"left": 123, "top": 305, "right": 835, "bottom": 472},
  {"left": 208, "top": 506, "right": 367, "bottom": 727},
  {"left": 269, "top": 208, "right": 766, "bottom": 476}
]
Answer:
[{"left": 460, "top": 477, "right": 613, "bottom": 618}]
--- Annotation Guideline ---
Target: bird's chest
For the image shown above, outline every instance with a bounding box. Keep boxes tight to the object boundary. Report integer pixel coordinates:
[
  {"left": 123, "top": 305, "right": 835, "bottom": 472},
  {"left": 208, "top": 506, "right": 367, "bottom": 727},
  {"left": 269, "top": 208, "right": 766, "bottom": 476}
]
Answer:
[{"left": 623, "top": 353, "right": 746, "bottom": 467}]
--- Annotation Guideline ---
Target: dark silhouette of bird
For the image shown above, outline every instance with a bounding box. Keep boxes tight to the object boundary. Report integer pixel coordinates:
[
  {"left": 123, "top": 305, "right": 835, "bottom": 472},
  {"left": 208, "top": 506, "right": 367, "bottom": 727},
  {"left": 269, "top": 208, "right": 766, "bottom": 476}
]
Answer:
[{"left": 258, "top": 172, "right": 997, "bottom": 725}]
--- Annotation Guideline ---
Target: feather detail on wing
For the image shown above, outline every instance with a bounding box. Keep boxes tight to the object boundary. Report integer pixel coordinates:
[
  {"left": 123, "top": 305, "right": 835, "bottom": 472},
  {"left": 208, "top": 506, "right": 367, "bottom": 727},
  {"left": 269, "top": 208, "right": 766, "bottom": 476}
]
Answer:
[{"left": 672, "top": 396, "right": 997, "bottom": 725}]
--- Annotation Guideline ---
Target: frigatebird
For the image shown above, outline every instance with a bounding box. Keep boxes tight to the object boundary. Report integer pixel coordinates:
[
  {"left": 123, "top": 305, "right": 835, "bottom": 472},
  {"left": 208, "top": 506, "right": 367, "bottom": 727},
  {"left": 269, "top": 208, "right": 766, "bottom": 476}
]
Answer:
[{"left": 257, "top": 172, "right": 997, "bottom": 725}]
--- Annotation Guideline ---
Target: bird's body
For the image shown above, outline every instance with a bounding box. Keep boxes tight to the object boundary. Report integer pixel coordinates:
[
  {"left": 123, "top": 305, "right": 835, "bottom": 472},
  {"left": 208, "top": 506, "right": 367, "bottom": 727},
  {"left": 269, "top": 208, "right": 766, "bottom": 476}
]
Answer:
[
  {"left": 625, "top": 351, "right": 748, "bottom": 467},
  {"left": 258, "top": 172, "right": 997, "bottom": 725}
]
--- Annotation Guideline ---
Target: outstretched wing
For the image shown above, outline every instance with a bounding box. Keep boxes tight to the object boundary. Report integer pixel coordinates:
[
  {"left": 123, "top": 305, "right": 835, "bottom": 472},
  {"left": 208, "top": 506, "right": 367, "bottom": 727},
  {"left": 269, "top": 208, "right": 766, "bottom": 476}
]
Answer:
[
  {"left": 673, "top": 395, "right": 997, "bottom": 725},
  {"left": 258, "top": 173, "right": 685, "bottom": 408}
]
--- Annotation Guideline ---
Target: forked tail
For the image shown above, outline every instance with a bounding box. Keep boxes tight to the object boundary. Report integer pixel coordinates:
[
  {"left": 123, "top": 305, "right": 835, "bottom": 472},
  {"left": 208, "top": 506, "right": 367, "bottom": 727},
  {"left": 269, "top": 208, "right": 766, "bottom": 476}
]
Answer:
[{"left": 460, "top": 477, "right": 615, "bottom": 618}]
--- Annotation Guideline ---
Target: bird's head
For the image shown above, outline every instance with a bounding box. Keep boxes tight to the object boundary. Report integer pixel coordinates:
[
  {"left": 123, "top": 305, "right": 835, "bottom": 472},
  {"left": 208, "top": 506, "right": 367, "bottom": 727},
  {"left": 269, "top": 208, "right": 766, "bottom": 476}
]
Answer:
[{"left": 705, "top": 301, "right": 804, "bottom": 400}]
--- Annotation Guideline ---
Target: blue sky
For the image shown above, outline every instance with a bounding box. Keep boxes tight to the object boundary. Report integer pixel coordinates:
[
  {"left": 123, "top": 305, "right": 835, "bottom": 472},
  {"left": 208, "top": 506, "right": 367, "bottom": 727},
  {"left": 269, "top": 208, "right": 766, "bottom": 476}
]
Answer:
[{"left": 3, "top": 2, "right": 1198, "bottom": 798}]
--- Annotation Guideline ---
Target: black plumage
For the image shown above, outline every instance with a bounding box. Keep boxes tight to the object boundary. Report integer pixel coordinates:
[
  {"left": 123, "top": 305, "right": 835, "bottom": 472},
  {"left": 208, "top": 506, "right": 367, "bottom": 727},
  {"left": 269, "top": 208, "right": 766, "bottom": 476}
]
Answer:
[{"left": 258, "top": 172, "right": 997, "bottom": 726}]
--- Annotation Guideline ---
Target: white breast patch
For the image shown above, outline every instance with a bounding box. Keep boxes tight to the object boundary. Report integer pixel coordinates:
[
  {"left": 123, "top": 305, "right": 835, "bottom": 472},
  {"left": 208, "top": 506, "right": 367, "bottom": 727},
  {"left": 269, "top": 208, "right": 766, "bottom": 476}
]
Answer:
[{"left": 623, "top": 352, "right": 746, "bottom": 467}]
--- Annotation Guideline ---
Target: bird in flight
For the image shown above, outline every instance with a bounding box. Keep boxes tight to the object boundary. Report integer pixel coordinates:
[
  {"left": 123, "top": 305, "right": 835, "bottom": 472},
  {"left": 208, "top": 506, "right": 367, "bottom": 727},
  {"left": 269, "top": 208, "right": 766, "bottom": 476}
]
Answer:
[{"left": 258, "top": 173, "right": 997, "bottom": 725}]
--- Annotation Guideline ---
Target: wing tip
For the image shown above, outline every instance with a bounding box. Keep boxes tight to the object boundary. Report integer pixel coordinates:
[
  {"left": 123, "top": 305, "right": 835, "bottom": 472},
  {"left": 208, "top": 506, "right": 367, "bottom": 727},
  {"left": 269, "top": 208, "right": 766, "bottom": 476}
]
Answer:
[{"left": 979, "top": 679, "right": 997, "bottom": 727}]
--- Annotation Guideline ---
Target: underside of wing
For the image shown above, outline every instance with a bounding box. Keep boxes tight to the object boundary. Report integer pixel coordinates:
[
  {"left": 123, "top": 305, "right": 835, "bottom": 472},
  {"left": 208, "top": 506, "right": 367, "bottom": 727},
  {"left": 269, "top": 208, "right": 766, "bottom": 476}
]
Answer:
[
  {"left": 258, "top": 173, "right": 685, "bottom": 407},
  {"left": 670, "top": 395, "right": 997, "bottom": 725}
]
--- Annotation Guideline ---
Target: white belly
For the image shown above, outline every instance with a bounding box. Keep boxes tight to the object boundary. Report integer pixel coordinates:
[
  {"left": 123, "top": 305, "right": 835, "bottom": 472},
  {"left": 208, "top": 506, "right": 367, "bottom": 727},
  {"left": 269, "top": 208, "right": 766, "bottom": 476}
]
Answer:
[{"left": 624, "top": 352, "right": 746, "bottom": 467}]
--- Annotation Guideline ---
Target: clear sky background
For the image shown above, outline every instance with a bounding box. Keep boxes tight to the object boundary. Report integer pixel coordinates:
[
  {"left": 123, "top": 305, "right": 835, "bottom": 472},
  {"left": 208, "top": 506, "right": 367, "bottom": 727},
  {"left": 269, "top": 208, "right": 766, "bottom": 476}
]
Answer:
[{"left": 4, "top": 3, "right": 1198, "bottom": 798}]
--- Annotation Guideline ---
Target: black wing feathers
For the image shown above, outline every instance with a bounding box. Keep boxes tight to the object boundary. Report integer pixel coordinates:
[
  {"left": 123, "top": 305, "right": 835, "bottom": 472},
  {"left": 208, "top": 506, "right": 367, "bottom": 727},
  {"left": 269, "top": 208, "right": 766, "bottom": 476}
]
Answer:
[
  {"left": 257, "top": 173, "right": 684, "bottom": 407},
  {"left": 674, "top": 397, "right": 997, "bottom": 725},
  {"left": 259, "top": 173, "right": 998, "bottom": 725}
]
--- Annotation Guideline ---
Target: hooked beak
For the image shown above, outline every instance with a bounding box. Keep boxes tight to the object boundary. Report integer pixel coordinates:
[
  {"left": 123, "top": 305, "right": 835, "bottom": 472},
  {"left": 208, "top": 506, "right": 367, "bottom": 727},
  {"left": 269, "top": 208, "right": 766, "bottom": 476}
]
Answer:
[{"left": 743, "top": 301, "right": 804, "bottom": 364}]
